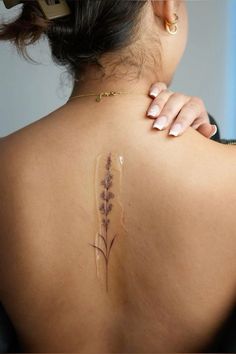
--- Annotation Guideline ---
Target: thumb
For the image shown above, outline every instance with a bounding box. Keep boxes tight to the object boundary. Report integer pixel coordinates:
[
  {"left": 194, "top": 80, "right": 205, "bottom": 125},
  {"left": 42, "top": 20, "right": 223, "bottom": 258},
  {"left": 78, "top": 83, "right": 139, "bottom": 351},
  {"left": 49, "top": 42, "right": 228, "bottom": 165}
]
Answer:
[{"left": 197, "top": 124, "right": 217, "bottom": 139}]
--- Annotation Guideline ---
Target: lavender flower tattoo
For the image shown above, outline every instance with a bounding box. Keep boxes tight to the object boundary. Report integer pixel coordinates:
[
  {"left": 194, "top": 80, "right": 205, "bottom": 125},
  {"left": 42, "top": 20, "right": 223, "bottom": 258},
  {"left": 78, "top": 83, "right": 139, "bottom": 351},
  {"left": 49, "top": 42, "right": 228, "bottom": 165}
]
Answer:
[{"left": 90, "top": 153, "right": 117, "bottom": 292}]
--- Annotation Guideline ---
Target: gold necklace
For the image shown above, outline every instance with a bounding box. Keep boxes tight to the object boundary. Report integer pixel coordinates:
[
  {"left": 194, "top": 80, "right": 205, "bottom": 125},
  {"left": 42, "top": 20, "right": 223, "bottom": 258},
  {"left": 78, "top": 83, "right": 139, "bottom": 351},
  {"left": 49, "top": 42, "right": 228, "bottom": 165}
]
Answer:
[{"left": 68, "top": 90, "right": 145, "bottom": 103}]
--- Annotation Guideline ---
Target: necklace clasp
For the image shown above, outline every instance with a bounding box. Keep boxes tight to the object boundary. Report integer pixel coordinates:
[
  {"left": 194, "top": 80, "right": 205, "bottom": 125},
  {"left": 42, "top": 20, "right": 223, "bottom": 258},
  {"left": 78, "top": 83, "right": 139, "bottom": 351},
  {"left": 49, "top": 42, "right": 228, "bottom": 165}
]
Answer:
[{"left": 96, "top": 91, "right": 121, "bottom": 102}]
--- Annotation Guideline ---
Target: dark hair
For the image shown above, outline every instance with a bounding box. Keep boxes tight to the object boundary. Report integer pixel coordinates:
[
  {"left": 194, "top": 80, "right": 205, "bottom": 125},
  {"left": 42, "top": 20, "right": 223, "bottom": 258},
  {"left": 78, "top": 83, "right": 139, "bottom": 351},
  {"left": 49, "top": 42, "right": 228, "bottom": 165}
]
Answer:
[{"left": 0, "top": 0, "right": 147, "bottom": 79}]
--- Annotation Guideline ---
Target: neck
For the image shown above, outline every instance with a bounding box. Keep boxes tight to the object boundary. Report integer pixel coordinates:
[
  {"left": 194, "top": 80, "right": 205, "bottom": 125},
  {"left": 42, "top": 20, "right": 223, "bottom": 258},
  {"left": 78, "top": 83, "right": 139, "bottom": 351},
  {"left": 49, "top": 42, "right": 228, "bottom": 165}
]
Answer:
[{"left": 69, "top": 62, "right": 163, "bottom": 100}]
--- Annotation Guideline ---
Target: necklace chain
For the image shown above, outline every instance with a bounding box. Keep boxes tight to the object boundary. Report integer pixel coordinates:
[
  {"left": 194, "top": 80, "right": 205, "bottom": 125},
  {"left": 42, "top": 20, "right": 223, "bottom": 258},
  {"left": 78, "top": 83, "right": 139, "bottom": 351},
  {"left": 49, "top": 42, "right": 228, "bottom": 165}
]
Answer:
[{"left": 68, "top": 90, "right": 144, "bottom": 102}]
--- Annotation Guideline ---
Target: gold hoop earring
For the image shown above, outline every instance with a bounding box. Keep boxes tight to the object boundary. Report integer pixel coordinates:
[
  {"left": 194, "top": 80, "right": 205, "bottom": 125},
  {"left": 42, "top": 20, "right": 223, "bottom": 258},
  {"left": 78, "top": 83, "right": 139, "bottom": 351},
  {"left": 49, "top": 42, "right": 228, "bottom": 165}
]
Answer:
[{"left": 165, "top": 13, "right": 179, "bottom": 35}]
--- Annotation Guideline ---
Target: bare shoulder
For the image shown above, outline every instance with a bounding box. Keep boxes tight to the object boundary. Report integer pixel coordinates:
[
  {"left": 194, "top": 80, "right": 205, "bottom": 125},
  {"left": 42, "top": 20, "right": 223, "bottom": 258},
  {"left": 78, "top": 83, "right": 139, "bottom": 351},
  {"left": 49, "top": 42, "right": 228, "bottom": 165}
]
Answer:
[
  {"left": 130, "top": 125, "right": 236, "bottom": 245},
  {"left": 0, "top": 105, "right": 69, "bottom": 176},
  {"left": 0, "top": 109, "right": 62, "bottom": 235},
  {"left": 138, "top": 124, "right": 236, "bottom": 200}
]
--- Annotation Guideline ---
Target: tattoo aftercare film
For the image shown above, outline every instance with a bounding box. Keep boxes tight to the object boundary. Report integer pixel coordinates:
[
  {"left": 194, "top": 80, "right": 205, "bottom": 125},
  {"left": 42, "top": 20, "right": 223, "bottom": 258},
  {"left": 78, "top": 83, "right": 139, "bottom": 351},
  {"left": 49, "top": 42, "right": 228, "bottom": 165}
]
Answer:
[{"left": 91, "top": 152, "right": 126, "bottom": 292}]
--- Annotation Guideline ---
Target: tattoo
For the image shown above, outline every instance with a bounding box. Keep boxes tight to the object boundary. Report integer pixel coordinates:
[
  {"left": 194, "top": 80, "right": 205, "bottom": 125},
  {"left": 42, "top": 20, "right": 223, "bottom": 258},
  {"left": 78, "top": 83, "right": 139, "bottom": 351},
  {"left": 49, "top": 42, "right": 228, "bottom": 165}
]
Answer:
[{"left": 90, "top": 153, "right": 117, "bottom": 292}]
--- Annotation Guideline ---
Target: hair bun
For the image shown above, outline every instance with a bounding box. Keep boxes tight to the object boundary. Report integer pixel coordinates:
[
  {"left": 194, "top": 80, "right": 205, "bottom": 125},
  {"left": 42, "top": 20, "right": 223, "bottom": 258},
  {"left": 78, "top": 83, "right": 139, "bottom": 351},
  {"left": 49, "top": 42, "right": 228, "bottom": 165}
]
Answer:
[
  {"left": 0, "top": 1, "right": 49, "bottom": 56},
  {"left": 0, "top": 0, "right": 147, "bottom": 79}
]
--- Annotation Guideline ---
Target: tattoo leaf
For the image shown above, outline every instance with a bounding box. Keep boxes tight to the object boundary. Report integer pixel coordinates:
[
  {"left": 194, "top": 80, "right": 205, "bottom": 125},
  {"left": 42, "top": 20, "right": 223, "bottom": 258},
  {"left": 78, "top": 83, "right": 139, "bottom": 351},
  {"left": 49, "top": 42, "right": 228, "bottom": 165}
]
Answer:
[
  {"left": 89, "top": 244, "right": 107, "bottom": 263},
  {"left": 98, "top": 233, "right": 108, "bottom": 250},
  {"left": 108, "top": 234, "right": 117, "bottom": 259}
]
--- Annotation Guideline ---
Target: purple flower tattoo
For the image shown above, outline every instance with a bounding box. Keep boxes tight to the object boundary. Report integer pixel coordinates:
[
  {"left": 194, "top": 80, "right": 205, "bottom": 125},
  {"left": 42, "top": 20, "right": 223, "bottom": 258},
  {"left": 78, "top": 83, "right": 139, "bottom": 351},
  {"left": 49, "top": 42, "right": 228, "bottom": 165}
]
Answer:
[{"left": 90, "top": 153, "right": 117, "bottom": 292}]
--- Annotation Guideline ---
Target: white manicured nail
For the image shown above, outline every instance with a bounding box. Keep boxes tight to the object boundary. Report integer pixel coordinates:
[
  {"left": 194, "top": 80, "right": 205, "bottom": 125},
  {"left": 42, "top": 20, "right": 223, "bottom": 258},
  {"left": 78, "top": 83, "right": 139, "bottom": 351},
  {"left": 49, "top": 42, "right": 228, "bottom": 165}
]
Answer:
[
  {"left": 169, "top": 123, "right": 182, "bottom": 136},
  {"left": 150, "top": 87, "right": 159, "bottom": 98},
  {"left": 153, "top": 116, "right": 168, "bottom": 130},
  {"left": 147, "top": 105, "right": 160, "bottom": 117},
  {"left": 210, "top": 125, "right": 218, "bottom": 138}
]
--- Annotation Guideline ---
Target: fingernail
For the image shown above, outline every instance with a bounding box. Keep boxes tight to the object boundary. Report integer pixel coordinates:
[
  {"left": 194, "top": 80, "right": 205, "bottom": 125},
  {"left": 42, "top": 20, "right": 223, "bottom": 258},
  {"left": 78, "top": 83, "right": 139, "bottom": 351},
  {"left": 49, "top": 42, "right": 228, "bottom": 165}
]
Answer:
[
  {"left": 150, "top": 87, "right": 159, "bottom": 98},
  {"left": 147, "top": 105, "right": 160, "bottom": 117},
  {"left": 153, "top": 116, "right": 168, "bottom": 130},
  {"left": 169, "top": 123, "right": 182, "bottom": 137},
  {"left": 210, "top": 125, "right": 218, "bottom": 138}
]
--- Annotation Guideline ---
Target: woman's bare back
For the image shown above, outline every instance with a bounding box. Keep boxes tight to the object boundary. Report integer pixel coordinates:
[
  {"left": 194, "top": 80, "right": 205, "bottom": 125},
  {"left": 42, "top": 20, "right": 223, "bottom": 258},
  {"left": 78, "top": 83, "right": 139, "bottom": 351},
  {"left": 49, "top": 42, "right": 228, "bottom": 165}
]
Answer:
[{"left": 0, "top": 97, "right": 236, "bottom": 352}]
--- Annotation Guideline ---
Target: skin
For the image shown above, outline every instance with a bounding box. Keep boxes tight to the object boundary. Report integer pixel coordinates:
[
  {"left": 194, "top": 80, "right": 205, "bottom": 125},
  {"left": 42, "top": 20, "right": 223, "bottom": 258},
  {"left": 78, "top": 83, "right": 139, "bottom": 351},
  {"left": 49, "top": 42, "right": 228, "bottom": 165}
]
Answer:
[{"left": 0, "top": 0, "right": 236, "bottom": 352}]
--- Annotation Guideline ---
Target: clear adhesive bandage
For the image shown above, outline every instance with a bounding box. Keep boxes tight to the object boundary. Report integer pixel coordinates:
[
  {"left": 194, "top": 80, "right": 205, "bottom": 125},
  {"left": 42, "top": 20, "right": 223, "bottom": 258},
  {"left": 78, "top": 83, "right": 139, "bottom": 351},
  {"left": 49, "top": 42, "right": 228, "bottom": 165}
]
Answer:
[{"left": 92, "top": 152, "right": 125, "bottom": 292}]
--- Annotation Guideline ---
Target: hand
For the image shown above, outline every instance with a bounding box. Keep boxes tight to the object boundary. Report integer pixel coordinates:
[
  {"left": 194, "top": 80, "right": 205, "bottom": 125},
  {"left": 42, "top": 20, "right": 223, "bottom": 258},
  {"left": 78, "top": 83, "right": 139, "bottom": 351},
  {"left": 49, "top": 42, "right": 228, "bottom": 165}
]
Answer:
[{"left": 146, "top": 82, "right": 217, "bottom": 138}]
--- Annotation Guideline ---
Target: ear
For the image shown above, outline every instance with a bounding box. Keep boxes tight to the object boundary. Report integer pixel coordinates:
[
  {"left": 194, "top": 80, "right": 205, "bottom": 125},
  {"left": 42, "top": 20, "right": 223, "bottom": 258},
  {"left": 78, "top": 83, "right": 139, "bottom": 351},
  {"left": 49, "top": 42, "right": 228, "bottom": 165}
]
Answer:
[{"left": 151, "top": 0, "right": 181, "bottom": 24}]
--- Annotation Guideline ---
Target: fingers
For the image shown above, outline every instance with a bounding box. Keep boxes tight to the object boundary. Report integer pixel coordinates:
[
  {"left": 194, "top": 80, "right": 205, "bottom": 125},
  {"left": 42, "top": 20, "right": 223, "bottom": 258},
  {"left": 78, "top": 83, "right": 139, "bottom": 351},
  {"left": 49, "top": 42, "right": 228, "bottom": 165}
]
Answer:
[
  {"left": 197, "top": 124, "right": 218, "bottom": 139},
  {"left": 149, "top": 82, "right": 167, "bottom": 98},
  {"left": 167, "top": 97, "right": 207, "bottom": 137},
  {"left": 152, "top": 93, "right": 188, "bottom": 130},
  {"left": 147, "top": 87, "right": 213, "bottom": 139},
  {"left": 147, "top": 89, "right": 173, "bottom": 118},
  {"left": 190, "top": 110, "right": 217, "bottom": 138}
]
